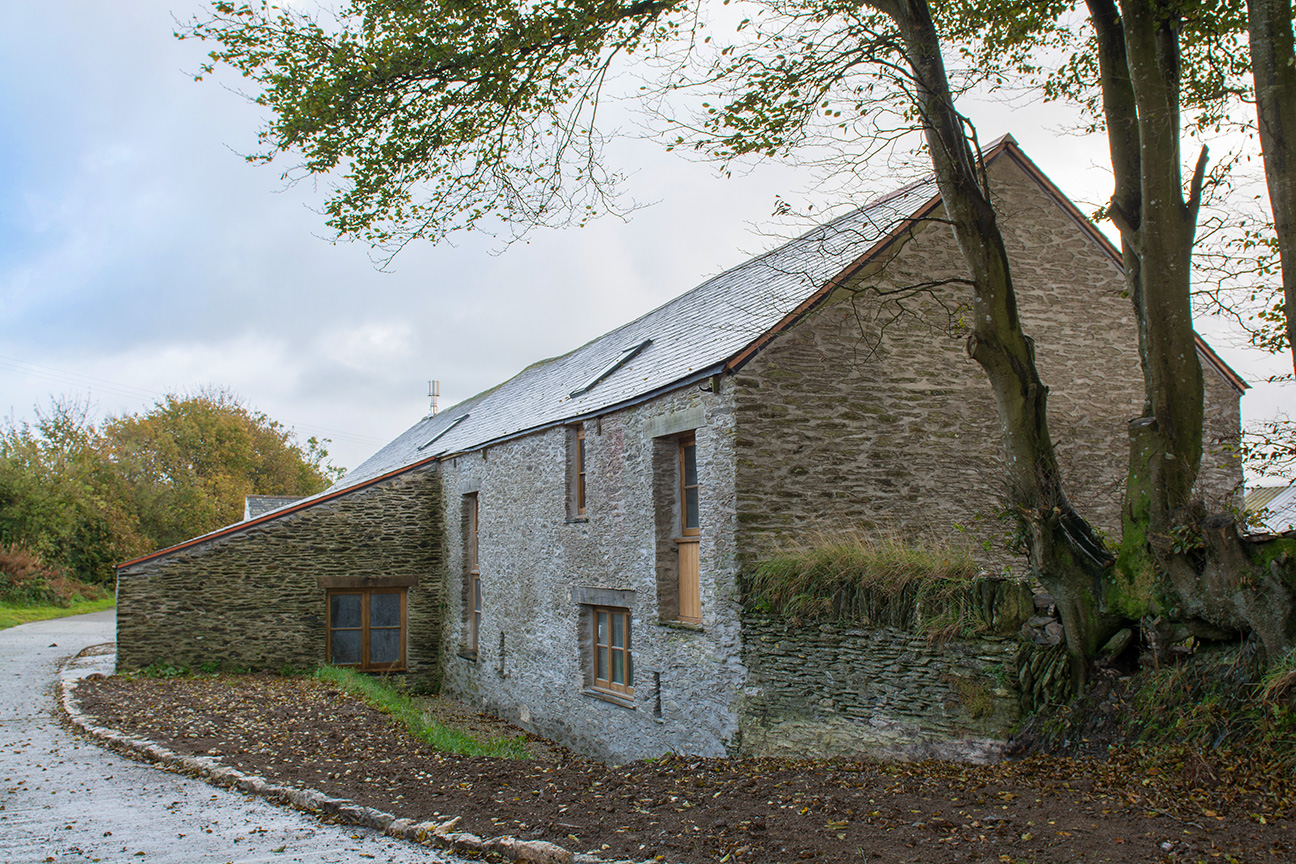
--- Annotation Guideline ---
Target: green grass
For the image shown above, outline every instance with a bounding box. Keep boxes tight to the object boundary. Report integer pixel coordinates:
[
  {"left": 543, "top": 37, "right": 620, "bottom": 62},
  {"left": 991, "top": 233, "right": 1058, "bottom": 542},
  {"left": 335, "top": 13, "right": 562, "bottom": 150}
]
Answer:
[
  {"left": 0, "top": 596, "right": 116, "bottom": 630},
  {"left": 314, "top": 665, "right": 530, "bottom": 758}
]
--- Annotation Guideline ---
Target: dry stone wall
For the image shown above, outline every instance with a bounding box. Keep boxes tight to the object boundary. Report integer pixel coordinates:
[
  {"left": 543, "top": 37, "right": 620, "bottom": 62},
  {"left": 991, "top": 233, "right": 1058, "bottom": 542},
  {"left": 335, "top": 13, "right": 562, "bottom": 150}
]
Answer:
[
  {"left": 738, "top": 617, "right": 1022, "bottom": 762},
  {"left": 116, "top": 467, "right": 444, "bottom": 686}
]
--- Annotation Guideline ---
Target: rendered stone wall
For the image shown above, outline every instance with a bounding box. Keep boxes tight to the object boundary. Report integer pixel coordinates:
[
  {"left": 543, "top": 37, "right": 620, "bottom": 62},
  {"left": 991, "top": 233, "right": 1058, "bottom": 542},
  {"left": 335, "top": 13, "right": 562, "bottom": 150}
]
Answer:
[
  {"left": 115, "top": 467, "right": 444, "bottom": 685},
  {"left": 437, "top": 387, "right": 746, "bottom": 763},
  {"left": 738, "top": 617, "right": 1022, "bottom": 762},
  {"left": 732, "top": 154, "right": 1244, "bottom": 570}
]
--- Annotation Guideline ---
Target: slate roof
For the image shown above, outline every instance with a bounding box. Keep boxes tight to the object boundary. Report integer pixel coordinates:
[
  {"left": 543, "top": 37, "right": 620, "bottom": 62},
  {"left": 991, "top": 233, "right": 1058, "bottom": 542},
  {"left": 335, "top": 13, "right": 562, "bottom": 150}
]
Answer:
[
  {"left": 243, "top": 495, "right": 305, "bottom": 521},
  {"left": 329, "top": 176, "right": 941, "bottom": 492},
  {"left": 1245, "top": 483, "right": 1296, "bottom": 535}
]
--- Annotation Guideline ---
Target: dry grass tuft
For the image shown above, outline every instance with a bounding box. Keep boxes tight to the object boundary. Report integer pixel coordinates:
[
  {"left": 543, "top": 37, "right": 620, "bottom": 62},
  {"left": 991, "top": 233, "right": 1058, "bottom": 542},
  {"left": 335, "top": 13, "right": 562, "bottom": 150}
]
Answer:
[{"left": 747, "top": 530, "right": 979, "bottom": 630}]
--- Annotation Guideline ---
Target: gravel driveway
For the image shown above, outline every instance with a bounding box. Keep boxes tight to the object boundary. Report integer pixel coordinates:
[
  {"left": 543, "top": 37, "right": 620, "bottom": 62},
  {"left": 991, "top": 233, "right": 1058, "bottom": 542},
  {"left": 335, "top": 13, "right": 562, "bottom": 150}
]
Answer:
[{"left": 0, "top": 610, "right": 455, "bottom": 863}]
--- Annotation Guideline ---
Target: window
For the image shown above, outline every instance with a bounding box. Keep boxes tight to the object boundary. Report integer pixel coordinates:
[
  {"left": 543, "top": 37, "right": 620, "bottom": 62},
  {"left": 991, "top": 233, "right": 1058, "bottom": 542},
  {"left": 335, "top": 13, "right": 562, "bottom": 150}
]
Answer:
[
  {"left": 676, "top": 433, "right": 701, "bottom": 623},
  {"left": 576, "top": 424, "right": 588, "bottom": 516},
  {"left": 327, "top": 589, "right": 406, "bottom": 671},
  {"left": 464, "top": 492, "right": 481, "bottom": 656},
  {"left": 679, "top": 433, "right": 699, "bottom": 536},
  {"left": 568, "top": 423, "right": 588, "bottom": 519},
  {"left": 591, "top": 606, "right": 633, "bottom": 696}
]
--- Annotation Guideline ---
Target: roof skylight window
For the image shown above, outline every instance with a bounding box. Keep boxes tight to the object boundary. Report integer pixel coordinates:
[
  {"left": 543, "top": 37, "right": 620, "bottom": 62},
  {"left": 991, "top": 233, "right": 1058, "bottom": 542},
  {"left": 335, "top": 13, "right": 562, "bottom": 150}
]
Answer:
[
  {"left": 417, "top": 413, "right": 470, "bottom": 451},
  {"left": 570, "top": 339, "right": 652, "bottom": 398}
]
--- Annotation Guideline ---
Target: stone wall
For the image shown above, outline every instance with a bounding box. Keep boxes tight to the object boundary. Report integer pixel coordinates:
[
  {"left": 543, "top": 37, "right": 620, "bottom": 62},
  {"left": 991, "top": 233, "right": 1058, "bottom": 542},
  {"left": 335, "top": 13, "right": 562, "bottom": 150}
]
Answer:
[
  {"left": 732, "top": 152, "right": 1244, "bottom": 571},
  {"left": 1197, "top": 360, "right": 1245, "bottom": 509},
  {"left": 437, "top": 387, "right": 748, "bottom": 763},
  {"left": 116, "top": 466, "right": 444, "bottom": 685},
  {"left": 738, "top": 616, "right": 1023, "bottom": 762}
]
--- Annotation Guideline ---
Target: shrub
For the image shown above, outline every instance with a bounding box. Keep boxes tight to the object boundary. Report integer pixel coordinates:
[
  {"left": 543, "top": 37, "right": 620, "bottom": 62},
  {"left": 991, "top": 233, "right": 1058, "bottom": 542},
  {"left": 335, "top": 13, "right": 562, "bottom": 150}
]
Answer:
[{"left": 0, "top": 544, "right": 109, "bottom": 607}]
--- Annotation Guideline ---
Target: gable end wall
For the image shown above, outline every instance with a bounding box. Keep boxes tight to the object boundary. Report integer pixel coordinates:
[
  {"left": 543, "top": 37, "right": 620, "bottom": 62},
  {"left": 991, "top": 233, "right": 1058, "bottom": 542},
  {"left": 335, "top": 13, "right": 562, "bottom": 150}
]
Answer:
[{"left": 733, "top": 155, "right": 1242, "bottom": 570}]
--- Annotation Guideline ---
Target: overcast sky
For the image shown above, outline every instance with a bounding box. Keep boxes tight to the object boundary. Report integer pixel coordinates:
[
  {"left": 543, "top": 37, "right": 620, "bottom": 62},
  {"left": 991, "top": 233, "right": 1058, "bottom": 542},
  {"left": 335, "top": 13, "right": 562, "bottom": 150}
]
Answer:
[{"left": 2, "top": 2, "right": 1289, "bottom": 478}]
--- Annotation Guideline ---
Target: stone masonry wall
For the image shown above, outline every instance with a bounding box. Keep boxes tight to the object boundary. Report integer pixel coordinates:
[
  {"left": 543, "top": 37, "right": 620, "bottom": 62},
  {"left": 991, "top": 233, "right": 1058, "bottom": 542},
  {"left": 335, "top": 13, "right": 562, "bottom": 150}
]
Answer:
[
  {"left": 437, "top": 386, "right": 746, "bottom": 763},
  {"left": 738, "top": 617, "right": 1021, "bottom": 762},
  {"left": 732, "top": 153, "right": 1244, "bottom": 572},
  {"left": 1198, "top": 361, "right": 1245, "bottom": 509},
  {"left": 116, "top": 466, "right": 444, "bottom": 685}
]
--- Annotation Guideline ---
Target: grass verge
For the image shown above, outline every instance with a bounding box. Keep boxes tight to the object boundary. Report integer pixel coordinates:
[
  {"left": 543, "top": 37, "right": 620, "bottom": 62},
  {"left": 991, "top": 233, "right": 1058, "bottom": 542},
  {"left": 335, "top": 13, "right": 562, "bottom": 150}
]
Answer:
[
  {"left": 0, "top": 596, "right": 116, "bottom": 631},
  {"left": 315, "top": 665, "right": 530, "bottom": 758}
]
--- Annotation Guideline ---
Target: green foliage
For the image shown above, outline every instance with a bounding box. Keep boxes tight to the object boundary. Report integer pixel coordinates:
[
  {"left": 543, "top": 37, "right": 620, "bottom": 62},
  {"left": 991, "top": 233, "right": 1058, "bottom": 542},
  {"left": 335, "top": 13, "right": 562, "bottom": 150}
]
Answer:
[
  {"left": 315, "top": 665, "right": 530, "bottom": 758},
  {"left": 747, "top": 531, "right": 980, "bottom": 630},
  {"left": 181, "top": 0, "right": 687, "bottom": 256},
  {"left": 138, "top": 662, "right": 194, "bottom": 679},
  {"left": 1028, "top": 644, "right": 1296, "bottom": 767},
  {"left": 0, "top": 398, "right": 144, "bottom": 584},
  {"left": 0, "top": 391, "right": 343, "bottom": 583},
  {"left": 0, "top": 596, "right": 116, "bottom": 631},
  {"left": 1240, "top": 417, "right": 1296, "bottom": 481},
  {"left": 106, "top": 389, "right": 342, "bottom": 550}
]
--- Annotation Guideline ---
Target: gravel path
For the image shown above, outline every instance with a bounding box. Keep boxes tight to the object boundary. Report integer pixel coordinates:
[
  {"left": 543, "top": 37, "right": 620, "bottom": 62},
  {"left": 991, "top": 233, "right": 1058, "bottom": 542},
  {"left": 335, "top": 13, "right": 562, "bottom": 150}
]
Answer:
[{"left": 0, "top": 610, "right": 455, "bottom": 864}]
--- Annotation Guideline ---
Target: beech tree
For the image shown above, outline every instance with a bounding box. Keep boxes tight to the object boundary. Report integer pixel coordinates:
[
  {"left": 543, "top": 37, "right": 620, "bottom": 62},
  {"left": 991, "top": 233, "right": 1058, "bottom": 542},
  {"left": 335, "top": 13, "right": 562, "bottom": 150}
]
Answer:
[
  {"left": 1247, "top": 0, "right": 1296, "bottom": 379},
  {"left": 183, "top": 0, "right": 1296, "bottom": 671}
]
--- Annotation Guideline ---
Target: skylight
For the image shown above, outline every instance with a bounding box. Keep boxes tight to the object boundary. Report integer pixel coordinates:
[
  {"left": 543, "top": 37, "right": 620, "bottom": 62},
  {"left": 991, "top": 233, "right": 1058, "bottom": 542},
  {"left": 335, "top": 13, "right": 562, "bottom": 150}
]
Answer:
[
  {"left": 417, "top": 413, "right": 470, "bottom": 451},
  {"left": 570, "top": 339, "right": 652, "bottom": 398}
]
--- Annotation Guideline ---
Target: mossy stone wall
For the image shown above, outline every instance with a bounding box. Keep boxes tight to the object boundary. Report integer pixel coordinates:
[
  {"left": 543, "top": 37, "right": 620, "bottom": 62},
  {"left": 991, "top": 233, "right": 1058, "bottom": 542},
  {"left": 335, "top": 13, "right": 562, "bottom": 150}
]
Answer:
[{"left": 115, "top": 466, "right": 443, "bottom": 686}]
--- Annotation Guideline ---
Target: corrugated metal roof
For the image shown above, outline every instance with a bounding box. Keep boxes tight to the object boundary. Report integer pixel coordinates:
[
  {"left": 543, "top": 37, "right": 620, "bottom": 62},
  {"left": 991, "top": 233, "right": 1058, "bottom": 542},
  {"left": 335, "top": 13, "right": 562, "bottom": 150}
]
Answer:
[
  {"left": 329, "top": 178, "right": 940, "bottom": 492},
  {"left": 1245, "top": 483, "right": 1296, "bottom": 534}
]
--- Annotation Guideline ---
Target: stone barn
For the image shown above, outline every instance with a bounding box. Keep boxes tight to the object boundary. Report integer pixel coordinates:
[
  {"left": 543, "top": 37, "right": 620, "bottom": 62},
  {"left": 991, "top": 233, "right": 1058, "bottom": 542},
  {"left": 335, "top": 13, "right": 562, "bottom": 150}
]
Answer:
[{"left": 116, "top": 137, "right": 1246, "bottom": 762}]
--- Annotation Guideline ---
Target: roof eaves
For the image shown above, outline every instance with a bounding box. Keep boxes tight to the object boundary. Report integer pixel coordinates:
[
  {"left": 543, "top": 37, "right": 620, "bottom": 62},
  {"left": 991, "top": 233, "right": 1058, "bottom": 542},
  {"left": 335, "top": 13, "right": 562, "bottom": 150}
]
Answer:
[{"left": 436, "top": 362, "right": 728, "bottom": 461}]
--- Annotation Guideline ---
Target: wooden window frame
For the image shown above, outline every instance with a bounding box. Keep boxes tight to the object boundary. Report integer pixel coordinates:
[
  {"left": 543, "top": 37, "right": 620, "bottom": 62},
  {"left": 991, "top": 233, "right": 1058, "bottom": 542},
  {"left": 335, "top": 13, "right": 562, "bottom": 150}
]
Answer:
[
  {"left": 465, "top": 492, "right": 481, "bottom": 656},
  {"left": 678, "top": 432, "right": 699, "bottom": 537},
  {"left": 575, "top": 423, "right": 588, "bottom": 517},
  {"left": 675, "top": 432, "right": 702, "bottom": 623},
  {"left": 590, "top": 605, "right": 634, "bottom": 697},
  {"left": 326, "top": 588, "right": 407, "bottom": 672}
]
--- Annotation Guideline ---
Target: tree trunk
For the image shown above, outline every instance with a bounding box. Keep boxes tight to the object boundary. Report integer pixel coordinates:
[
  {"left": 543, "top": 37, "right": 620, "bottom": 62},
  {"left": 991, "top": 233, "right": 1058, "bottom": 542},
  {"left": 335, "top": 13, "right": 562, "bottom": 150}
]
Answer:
[
  {"left": 1248, "top": 0, "right": 1296, "bottom": 380},
  {"left": 1088, "top": 0, "right": 1205, "bottom": 553},
  {"left": 868, "top": 0, "right": 1121, "bottom": 664}
]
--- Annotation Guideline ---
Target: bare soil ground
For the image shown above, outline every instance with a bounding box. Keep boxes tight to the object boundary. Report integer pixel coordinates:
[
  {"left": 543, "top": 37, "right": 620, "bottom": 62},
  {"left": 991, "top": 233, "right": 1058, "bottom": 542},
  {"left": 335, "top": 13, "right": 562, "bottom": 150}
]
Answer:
[{"left": 74, "top": 674, "right": 1294, "bottom": 863}]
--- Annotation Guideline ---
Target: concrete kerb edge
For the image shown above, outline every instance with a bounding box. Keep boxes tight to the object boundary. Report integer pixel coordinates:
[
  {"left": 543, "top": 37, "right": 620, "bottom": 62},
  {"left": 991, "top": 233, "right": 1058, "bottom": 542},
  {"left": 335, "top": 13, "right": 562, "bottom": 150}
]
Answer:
[{"left": 57, "top": 644, "right": 651, "bottom": 864}]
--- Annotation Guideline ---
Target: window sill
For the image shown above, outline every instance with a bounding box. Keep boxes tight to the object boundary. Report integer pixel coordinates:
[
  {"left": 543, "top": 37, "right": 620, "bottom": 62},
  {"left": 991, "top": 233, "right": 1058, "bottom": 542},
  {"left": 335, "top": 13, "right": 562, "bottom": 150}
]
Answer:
[
  {"left": 564, "top": 517, "right": 589, "bottom": 524},
  {"left": 658, "top": 619, "right": 704, "bottom": 632},
  {"left": 582, "top": 688, "right": 635, "bottom": 710},
  {"left": 457, "top": 648, "right": 478, "bottom": 662}
]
